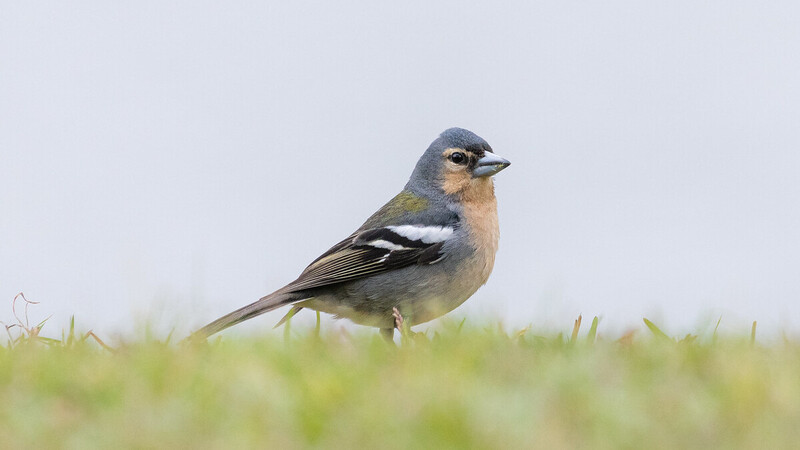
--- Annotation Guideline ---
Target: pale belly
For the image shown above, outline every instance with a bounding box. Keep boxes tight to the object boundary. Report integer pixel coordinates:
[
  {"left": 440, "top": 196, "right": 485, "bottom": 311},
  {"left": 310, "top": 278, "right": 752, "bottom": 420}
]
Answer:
[{"left": 299, "top": 251, "right": 495, "bottom": 328}]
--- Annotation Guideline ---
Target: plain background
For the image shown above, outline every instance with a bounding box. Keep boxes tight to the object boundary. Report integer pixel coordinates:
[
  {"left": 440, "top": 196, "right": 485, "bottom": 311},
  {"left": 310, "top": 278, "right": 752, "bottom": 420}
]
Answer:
[{"left": 2, "top": 2, "right": 799, "bottom": 339}]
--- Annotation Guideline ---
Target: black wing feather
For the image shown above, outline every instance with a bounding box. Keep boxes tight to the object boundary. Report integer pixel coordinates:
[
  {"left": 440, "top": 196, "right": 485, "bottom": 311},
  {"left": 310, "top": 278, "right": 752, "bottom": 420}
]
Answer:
[{"left": 282, "top": 228, "right": 447, "bottom": 292}]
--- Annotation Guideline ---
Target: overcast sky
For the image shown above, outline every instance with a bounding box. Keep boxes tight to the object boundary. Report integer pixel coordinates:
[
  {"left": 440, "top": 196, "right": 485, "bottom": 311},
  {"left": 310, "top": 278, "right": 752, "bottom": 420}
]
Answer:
[{"left": 2, "top": 1, "right": 799, "bottom": 340}]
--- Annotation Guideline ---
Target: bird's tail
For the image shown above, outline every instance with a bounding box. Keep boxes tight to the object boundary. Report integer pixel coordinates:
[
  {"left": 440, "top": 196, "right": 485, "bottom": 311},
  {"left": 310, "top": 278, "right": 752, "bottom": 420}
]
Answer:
[{"left": 189, "top": 290, "right": 306, "bottom": 341}]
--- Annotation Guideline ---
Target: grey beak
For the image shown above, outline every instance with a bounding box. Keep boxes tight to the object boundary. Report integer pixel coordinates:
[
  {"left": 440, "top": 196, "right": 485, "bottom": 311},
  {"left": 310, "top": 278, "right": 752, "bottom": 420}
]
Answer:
[{"left": 472, "top": 151, "right": 511, "bottom": 178}]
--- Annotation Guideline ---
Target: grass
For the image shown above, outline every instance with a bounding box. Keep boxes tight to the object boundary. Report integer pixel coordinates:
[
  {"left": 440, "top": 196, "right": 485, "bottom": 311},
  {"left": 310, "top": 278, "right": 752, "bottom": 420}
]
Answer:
[{"left": 2, "top": 296, "right": 800, "bottom": 448}]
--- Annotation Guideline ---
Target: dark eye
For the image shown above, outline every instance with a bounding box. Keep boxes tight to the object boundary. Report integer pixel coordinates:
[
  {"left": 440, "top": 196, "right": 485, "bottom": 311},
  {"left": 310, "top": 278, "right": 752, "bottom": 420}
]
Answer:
[{"left": 449, "top": 152, "right": 466, "bottom": 164}]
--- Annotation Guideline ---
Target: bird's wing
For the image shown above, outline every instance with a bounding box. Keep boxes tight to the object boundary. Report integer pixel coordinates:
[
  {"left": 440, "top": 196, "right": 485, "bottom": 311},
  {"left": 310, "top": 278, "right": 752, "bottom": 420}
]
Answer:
[{"left": 283, "top": 225, "right": 453, "bottom": 292}]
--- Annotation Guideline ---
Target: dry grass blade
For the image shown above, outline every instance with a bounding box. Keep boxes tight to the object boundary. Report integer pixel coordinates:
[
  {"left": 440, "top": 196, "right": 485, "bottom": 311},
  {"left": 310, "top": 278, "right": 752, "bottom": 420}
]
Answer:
[
  {"left": 84, "top": 331, "right": 116, "bottom": 353},
  {"left": 571, "top": 315, "right": 582, "bottom": 343},
  {"left": 617, "top": 329, "right": 636, "bottom": 346},
  {"left": 2, "top": 322, "right": 21, "bottom": 347},
  {"left": 12, "top": 292, "right": 39, "bottom": 331},
  {"left": 3, "top": 294, "right": 115, "bottom": 351},
  {"left": 3, "top": 293, "right": 47, "bottom": 347}
]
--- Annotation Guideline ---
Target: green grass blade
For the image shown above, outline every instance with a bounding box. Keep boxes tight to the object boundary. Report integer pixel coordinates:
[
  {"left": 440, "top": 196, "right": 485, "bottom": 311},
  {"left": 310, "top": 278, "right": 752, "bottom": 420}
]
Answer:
[
  {"left": 643, "top": 318, "right": 671, "bottom": 341},
  {"left": 456, "top": 317, "right": 467, "bottom": 334},
  {"left": 587, "top": 316, "right": 599, "bottom": 344},
  {"left": 712, "top": 316, "right": 722, "bottom": 344},
  {"left": 66, "top": 316, "right": 76, "bottom": 348}
]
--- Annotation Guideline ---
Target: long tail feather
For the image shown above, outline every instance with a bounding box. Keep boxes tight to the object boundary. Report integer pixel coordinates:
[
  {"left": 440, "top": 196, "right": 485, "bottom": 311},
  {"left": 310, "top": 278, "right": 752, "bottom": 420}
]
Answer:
[{"left": 189, "top": 291, "right": 306, "bottom": 341}]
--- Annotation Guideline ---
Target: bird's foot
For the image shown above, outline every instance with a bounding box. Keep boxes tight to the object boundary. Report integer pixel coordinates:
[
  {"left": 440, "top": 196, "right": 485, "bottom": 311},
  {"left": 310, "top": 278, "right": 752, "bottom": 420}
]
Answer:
[
  {"left": 378, "top": 308, "right": 405, "bottom": 345},
  {"left": 393, "top": 307, "right": 418, "bottom": 344},
  {"left": 392, "top": 307, "right": 404, "bottom": 331}
]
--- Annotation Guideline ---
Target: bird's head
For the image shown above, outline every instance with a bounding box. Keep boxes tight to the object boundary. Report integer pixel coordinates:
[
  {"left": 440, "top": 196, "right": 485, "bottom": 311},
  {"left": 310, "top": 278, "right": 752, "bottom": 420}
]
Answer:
[{"left": 408, "top": 128, "right": 510, "bottom": 199}]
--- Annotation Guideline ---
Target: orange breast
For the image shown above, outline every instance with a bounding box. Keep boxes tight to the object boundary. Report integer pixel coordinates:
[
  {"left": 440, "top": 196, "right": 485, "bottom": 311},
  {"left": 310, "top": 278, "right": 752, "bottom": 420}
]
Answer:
[{"left": 460, "top": 177, "right": 500, "bottom": 285}]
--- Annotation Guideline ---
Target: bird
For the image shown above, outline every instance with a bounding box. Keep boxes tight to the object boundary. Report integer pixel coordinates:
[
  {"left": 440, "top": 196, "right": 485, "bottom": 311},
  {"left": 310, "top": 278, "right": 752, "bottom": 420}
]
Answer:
[{"left": 191, "top": 127, "right": 510, "bottom": 341}]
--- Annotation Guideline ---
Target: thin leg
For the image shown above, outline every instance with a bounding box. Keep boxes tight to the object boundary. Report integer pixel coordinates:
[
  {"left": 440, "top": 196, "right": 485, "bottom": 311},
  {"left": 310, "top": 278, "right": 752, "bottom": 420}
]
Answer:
[{"left": 392, "top": 307, "right": 405, "bottom": 335}]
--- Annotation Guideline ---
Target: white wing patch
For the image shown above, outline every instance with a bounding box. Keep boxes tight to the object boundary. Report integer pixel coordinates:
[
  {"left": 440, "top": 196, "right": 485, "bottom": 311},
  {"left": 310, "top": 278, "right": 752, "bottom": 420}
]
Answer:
[
  {"left": 387, "top": 225, "right": 454, "bottom": 244},
  {"left": 367, "top": 239, "right": 409, "bottom": 251}
]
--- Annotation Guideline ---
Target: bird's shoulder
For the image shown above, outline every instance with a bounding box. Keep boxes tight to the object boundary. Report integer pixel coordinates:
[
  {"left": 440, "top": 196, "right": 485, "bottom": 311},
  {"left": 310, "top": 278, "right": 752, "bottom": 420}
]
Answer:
[
  {"left": 283, "top": 191, "right": 460, "bottom": 293},
  {"left": 359, "top": 189, "right": 459, "bottom": 230}
]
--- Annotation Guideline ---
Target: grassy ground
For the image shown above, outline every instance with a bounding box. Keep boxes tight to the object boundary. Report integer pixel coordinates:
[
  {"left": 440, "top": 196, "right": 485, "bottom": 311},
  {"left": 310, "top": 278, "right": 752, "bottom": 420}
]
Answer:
[{"left": 2, "top": 308, "right": 800, "bottom": 449}]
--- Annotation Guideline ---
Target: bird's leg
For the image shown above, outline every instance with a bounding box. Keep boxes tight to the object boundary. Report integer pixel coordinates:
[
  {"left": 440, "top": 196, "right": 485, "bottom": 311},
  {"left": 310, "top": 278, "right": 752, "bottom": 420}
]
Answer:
[
  {"left": 392, "top": 307, "right": 416, "bottom": 343},
  {"left": 392, "top": 307, "right": 404, "bottom": 332},
  {"left": 379, "top": 308, "right": 406, "bottom": 344}
]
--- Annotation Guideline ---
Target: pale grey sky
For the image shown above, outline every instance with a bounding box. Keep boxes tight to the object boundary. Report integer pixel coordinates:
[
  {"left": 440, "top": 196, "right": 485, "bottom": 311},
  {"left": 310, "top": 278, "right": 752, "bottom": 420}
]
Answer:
[{"left": 2, "top": 1, "right": 799, "bottom": 339}]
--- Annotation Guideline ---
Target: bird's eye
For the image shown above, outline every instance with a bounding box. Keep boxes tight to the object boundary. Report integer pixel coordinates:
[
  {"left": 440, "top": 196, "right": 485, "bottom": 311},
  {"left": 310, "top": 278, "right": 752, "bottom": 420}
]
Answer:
[{"left": 449, "top": 152, "right": 466, "bottom": 164}]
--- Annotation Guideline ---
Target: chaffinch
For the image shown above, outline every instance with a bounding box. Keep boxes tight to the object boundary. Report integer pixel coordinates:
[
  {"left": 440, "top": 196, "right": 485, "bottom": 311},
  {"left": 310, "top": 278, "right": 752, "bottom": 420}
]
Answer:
[{"left": 193, "top": 127, "right": 510, "bottom": 340}]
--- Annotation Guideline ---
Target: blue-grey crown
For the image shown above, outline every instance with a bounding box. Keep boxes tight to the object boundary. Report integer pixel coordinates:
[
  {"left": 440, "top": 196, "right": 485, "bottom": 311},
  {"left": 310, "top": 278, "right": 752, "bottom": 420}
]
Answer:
[{"left": 437, "top": 127, "right": 490, "bottom": 150}]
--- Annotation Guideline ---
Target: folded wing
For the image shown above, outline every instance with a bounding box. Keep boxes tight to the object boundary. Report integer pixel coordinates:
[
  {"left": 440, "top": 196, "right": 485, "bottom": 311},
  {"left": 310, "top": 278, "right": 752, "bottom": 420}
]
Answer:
[{"left": 284, "top": 225, "right": 453, "bottom": 292}]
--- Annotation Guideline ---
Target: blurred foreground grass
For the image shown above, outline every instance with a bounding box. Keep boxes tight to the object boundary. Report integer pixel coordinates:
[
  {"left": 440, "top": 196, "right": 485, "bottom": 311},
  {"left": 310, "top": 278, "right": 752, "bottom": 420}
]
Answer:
[{"left": 2, "top": 310, "right": 800, "bottom": 449}]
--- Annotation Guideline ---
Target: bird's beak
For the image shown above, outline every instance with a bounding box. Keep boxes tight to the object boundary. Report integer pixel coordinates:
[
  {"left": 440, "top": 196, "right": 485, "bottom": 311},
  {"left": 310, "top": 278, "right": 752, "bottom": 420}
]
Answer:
[{"left": 472, "top": 151, "right": 511, "bottom": 178}]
